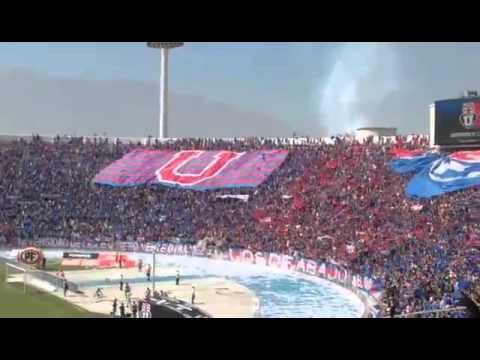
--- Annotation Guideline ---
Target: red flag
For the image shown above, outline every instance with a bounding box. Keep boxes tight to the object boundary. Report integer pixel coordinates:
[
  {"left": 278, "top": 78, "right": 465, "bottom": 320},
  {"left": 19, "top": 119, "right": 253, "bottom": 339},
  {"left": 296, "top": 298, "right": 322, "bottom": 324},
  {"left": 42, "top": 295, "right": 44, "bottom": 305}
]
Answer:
[
  {"left": 254, "top": 208, "right": 267, "bottom": 221},
  {"left": 390, "top": 147, "right": 424, "bottom": 158},
  {"left": 254, "top": 208, "right": 274, "bottom": 224},
  {"left": 325, "top": 160, "right": 339, "bottom": 169},
  {"left": 293, "top": 195, "right": 305, "bottom": 210},
  {"left": 414, "top": 226, "right": 425, "bottom": 239}
]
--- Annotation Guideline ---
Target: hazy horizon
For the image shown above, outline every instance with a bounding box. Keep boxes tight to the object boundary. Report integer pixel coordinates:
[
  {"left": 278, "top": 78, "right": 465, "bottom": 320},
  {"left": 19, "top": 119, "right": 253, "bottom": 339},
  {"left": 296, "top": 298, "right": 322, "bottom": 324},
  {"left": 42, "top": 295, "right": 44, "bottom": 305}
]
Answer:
[{"left": 0, "top": 42, "right": 479, "bottom": 138}]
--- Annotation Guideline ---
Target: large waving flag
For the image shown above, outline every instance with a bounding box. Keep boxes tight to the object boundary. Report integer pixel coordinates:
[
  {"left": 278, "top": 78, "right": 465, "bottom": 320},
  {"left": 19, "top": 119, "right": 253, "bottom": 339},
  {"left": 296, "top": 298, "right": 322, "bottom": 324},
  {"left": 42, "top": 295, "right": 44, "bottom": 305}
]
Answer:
[
  {"left": 406, "top": 151, "right": 480, "bottom": 198},
  {"left": 94, "top": 149, "right": 288, "bottom": 191},
  {"left": 391, "top": 149, "right": 480, "bottom": 198},
  {"left": 390, "top": 148, "right": 441, "bottom": 174}
]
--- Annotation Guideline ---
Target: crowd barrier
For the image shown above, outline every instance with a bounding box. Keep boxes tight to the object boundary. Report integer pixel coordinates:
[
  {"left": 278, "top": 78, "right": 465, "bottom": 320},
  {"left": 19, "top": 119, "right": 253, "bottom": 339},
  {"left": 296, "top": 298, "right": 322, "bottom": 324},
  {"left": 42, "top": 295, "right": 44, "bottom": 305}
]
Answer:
[
  {"left": 13, "top": 238, "right": 381, "bottom": 317},
  {"left": 30, "top": 269, "right": 80, "bottom": 293}
]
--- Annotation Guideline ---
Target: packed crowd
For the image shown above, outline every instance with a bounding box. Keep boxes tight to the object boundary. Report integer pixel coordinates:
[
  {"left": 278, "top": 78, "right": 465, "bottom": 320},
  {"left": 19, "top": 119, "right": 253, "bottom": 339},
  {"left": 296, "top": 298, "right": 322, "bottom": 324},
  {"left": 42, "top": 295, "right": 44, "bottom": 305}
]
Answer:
[{"left": 1, "top": 134, "right": 480, "bottom": 317}]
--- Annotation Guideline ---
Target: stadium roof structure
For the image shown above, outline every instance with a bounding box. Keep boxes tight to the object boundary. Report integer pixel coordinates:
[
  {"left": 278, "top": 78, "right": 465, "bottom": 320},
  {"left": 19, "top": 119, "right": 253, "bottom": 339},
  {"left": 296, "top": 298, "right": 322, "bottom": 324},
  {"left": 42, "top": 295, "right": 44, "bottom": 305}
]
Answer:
[
  {"left": 147, "top": 42, "right": 184, "bottom": 49},
  {"left": 356, "top": 127, "right": 397, "bottom": 131}
]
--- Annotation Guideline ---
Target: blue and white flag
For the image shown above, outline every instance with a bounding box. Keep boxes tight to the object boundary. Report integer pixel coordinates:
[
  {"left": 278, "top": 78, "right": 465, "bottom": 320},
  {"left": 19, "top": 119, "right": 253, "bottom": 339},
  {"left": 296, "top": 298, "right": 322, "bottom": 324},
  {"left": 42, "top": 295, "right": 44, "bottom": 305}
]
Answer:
[
  {"left": 390, "top": 148, "right": 441, "bottom": 174},
  {"left": 406, "top": 151, "right": 480, "bottom": 198},
  {"left": 392, "top": 150, "right": 480, "bottom": 198}
]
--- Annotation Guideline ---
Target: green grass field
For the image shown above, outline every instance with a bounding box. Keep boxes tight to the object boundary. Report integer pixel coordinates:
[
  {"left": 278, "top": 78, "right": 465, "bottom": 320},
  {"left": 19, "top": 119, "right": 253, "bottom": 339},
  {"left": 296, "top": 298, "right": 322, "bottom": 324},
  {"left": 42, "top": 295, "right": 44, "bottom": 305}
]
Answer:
[{"left": 0, "top": 263, "right": 105, "bottom": 318}]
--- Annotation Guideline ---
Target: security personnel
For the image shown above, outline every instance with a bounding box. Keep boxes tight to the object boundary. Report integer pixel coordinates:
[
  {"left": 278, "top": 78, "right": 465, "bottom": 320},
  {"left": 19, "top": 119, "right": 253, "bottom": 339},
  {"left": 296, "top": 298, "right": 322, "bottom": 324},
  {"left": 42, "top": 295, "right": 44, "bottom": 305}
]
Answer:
[
  {"left": 112, "top": 298, "right": 118, "bottom": 316},
  {"left": 63, "top": 279, "right": 69, "bottom": 297},
  {"left": 120, "top": 302, "right": 126, "bottom": 318},
  {"left": 132, "top": 301, "right": 138, "bottom": 318},
  {"left": 146, "top": 265, "right": 151, "bottom": 282}
]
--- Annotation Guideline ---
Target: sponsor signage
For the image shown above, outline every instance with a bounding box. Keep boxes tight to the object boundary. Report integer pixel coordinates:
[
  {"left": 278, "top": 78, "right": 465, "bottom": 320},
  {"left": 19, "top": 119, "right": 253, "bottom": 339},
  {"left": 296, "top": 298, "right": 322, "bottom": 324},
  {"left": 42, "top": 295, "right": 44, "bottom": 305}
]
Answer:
[
  {"left": 17, "top": 247, "right": 44, "bottom": 266},
  {"left": 19, "top": 238, "right": 381, "bottom": 298},
  {"left": 63, "top": 252, "right": 99, "bottom": 259}
]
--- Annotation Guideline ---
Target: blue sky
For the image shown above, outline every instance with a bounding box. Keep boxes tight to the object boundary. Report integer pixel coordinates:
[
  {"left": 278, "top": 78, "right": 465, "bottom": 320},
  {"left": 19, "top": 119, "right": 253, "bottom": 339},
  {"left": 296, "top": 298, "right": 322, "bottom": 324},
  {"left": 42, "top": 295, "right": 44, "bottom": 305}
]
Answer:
[
  {"left": 0, "top": 42, "right": 336, "bottom": 110},
  {"left": 0, "top": 42, "right": 340, "bottom": 135},
  {"left": 0, "top": 42, "right": 479, "bottom": 137}
]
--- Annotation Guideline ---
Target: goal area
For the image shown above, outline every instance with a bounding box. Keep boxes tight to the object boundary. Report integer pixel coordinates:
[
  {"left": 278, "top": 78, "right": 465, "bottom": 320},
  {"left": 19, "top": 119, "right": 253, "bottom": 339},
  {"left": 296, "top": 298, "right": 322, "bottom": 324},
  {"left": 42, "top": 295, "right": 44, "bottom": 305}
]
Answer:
[
  {"left": 5, "top": 262, "right": 28, "bottom": 294},
  {"left": 4, "top": 262, "right": 59, "bottom": 293}
]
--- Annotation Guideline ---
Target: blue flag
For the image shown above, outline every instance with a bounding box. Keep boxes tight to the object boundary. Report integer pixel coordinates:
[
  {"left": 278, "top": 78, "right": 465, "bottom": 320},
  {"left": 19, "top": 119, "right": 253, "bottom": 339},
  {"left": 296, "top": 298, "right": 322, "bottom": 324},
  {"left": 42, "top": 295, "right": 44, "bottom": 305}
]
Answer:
[
  {"left": 391, "top": 150, "right": 480, "bottom": 198},
  {"left": 406, "top": 154, "right": 480, "bottom": 198},
  {"left": 390, "top": 151, "right": 441, "bottom": 174}
]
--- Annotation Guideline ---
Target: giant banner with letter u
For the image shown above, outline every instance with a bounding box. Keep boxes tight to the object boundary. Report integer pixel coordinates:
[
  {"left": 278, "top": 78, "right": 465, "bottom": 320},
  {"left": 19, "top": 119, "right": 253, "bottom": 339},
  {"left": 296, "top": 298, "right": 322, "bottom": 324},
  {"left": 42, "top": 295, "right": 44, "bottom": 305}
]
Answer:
[{"left": 94, "top": 149, "right": 289, "bottom": 190}]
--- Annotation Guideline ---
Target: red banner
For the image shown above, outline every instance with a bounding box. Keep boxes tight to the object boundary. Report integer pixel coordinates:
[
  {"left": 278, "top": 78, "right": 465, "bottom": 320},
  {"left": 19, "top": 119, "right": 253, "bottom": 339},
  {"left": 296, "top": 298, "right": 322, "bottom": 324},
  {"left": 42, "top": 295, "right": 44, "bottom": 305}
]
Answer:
[{"left": 15, "top": 238, "right": 380, "bottom": 296}]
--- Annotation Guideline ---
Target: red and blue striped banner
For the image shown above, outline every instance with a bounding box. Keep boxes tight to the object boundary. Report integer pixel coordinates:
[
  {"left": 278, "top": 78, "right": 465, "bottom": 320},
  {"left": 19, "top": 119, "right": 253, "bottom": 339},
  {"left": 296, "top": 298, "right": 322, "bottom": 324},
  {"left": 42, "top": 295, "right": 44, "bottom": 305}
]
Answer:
[{"left": 94, "top": 149, "right": 288, "bottom": 190}]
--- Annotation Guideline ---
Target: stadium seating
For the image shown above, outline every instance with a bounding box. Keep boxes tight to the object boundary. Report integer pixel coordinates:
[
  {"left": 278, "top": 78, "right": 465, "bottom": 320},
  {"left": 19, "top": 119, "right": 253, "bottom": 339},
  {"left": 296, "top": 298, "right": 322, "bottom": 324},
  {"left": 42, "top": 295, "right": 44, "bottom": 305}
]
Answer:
[{"left": 1, "top": 134, "right": 479, "bottom": 317}]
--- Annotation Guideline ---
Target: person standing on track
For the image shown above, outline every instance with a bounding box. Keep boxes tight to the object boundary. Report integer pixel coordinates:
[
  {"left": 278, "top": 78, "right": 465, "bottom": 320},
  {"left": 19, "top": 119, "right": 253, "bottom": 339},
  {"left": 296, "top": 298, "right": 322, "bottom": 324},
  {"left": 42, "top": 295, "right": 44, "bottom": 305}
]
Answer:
[
  {"left": 191, "top": 286, "right": 196, "bottom": 305},
  {"left": 138, "top": 259, "right": 143, "bottom": 273},
  {"left": 57, "top": 269, "right": 65, "bottom": 280},
  {"left": 138, "top": 299, "right": 143, "bottom": 315},
  {"left": 63, "top": 279, "right": 69, "bottom": 297},
  {"left": 146, "top": 265, "right": 151, "bottom": 282},
  {"left": 120, "top": 302, "right": 125, "bottom": 318},
  {"left": 119, "top": 274, "right": 124, "bottom": 291},
  {"left": 176, "top": 270, "right": 180, "bottom": 286},
  {"left": 112, "top": 298, "right": 118, "bottom": 317},
  {"left": 132, "top": 301, "right": 138, "bottom": 318},
  {"left": 125, "top": 282, "right": 131, "bottom": 307}
]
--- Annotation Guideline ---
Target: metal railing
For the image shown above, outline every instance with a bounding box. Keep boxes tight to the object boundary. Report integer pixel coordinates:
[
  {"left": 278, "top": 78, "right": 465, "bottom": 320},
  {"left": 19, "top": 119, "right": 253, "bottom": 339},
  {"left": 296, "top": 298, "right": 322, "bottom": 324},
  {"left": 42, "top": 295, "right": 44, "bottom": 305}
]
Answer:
[{"left": 28, "top": 269, "right": 80, "bottom": 293}]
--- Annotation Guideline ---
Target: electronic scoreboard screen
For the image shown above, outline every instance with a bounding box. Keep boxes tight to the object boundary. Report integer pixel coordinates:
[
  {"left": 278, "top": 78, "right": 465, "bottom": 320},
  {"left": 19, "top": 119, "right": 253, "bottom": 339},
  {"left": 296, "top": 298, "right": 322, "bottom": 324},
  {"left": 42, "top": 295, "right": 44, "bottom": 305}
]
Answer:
[{"left": 432, "top": 97, "right": 480, "bottom": 146}]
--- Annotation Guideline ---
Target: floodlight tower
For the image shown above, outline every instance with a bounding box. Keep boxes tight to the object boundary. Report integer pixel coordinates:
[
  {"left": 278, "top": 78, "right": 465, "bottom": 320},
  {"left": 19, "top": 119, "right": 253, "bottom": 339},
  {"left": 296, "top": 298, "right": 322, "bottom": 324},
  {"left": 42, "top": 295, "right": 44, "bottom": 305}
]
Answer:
[{"left": 147, "top": 42, "right": 184, "bottom": 140}]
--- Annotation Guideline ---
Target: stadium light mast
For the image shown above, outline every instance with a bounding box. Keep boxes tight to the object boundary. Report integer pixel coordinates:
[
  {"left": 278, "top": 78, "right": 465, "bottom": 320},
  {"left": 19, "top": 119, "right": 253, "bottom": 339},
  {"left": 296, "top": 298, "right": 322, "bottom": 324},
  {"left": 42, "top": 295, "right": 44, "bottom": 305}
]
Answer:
[{"left": 147, "top": 42, "right": 184, "bottom": 140}]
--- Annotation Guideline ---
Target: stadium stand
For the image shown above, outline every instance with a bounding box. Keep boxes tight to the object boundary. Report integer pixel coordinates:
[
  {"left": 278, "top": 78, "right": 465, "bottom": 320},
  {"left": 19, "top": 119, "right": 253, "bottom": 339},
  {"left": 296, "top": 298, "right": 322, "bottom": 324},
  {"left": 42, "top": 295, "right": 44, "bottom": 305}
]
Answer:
[{"left": 1, "top": 134, "right": 480, "bottom": 317}]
